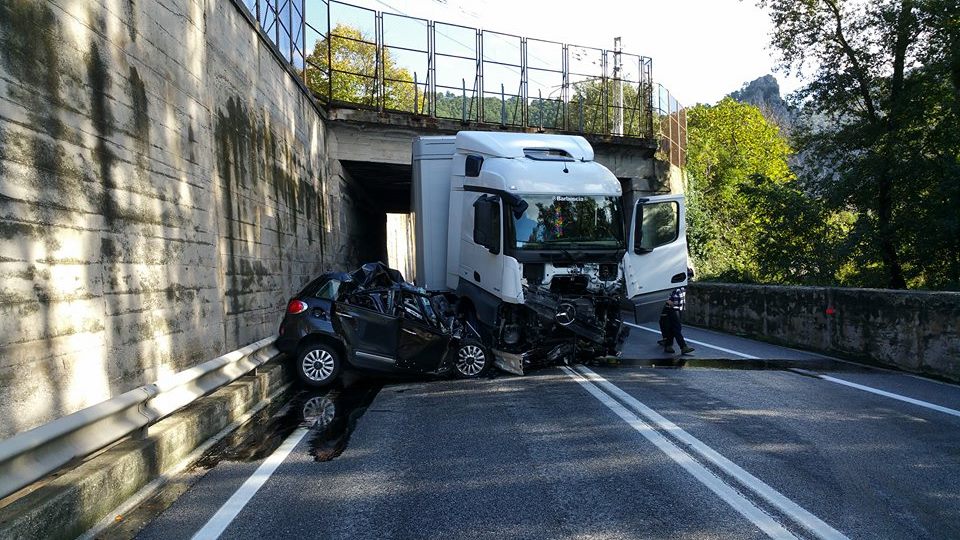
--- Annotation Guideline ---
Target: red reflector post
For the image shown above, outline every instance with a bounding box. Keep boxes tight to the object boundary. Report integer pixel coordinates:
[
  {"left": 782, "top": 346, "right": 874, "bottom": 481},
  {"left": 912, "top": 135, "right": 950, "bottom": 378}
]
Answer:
[{"left": 287, "top": 300, "right": 308, "bottom": 314}]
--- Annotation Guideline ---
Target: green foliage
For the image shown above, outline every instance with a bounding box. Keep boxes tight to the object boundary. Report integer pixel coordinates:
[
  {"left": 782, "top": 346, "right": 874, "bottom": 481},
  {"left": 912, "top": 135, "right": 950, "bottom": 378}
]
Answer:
[
  {"left": 305, "top": 24, "right": 418, "bottom": 112},
  {"left": 759, "top": 0, "right": 960, "bottom": 290},
  {"left": 686, "top": 98, "right": 849, "bottom": 284}
]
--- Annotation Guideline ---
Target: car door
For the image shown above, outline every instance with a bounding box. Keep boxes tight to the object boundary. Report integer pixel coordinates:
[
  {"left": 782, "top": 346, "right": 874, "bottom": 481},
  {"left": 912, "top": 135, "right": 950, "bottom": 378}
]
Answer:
[
  {"left": 621, "top": 194, "right": 689, "bottom": 323},
  {"left": 332, "top": 290, "right": 401, "bottom": 371},
  {"left": 396, "top": 292, "right": 451, "bottom": 373}
]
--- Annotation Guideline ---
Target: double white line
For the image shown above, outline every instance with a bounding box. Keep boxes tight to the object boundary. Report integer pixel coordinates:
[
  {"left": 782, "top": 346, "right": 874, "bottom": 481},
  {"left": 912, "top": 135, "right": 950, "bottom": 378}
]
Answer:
[{"left": 561, "top": 365, "right": 849, "bottom": 540}]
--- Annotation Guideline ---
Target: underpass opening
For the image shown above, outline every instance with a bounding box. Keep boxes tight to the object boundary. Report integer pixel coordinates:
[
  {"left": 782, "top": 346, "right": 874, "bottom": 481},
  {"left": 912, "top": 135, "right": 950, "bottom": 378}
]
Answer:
[{"left": 339, "top": 160, "right": 415, "bottom": 276}]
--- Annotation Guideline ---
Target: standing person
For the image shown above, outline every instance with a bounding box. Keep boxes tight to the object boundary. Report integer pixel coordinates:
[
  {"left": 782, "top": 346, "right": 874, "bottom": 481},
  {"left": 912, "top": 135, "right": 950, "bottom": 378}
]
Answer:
[{"left": 663, "top": 285, "right": 694, "bottom": 355}]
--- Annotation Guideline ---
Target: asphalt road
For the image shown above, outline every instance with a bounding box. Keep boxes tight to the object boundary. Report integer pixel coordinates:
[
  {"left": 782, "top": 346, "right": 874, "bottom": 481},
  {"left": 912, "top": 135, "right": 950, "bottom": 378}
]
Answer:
[{"left": 120, "top": 326, "right": 960, "bottom": 540}]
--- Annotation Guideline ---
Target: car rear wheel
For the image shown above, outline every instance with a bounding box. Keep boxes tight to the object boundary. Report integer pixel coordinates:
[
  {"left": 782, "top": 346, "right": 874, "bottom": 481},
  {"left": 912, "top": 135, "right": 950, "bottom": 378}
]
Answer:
[
  {"left": 454, "top": 339, "right": 490, "bottom": 379},
  {"left": 297, "top": 344, "right": 341, "bottom": 387}
]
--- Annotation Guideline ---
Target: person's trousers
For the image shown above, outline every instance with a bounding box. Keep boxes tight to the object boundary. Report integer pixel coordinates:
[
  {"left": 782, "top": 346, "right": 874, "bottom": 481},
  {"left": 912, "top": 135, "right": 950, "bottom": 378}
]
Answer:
[
  {"left": 659, "top": 305, "right": 670, "bottom": 339},
  {"left": 665, "top": 308, "right": 686, "bottom": 348}
]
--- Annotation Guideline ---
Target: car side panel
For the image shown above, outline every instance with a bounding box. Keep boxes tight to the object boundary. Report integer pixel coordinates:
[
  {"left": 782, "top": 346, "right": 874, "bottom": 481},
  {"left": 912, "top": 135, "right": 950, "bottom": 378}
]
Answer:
[{"left": 333, "top": 303, "right": 401, "bottom": 371}]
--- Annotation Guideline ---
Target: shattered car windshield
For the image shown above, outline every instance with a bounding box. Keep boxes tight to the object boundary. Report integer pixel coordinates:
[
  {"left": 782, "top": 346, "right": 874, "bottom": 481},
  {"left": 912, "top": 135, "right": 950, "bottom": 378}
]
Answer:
[{"left": 513, "top": 195, "right": 624, "bottom": 250}]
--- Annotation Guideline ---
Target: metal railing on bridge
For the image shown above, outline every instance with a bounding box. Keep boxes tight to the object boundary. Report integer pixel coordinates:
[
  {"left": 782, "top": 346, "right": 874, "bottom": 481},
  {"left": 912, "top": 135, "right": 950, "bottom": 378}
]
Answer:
[{"left": 238, "top": 0, "right": 686, "bottom": 167}]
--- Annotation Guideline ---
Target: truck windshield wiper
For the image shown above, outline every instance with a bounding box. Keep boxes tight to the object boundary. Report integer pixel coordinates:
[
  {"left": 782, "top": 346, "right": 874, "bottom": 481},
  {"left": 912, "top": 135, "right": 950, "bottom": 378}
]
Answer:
[{"left": 537, "top": 248, "right": 583, "bottom": 263}]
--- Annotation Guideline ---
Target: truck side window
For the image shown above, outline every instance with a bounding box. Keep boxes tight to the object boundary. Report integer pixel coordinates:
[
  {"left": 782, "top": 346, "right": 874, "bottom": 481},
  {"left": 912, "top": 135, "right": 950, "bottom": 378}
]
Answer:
[
  {"left": 473, "top": 195, "right": 501, "bottom": 254},
  {"left": 636, "top": 201, "right": 679, "bottom": 252}
]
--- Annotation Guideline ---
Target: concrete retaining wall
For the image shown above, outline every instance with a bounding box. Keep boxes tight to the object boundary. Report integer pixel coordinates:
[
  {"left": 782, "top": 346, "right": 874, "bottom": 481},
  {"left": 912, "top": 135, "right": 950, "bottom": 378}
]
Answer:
[
  {"left": 686, "top": 283, "right": 960, "bottom": 380},
  {"left": 0, "top": 0, "right": 355, "bottom": 440}
]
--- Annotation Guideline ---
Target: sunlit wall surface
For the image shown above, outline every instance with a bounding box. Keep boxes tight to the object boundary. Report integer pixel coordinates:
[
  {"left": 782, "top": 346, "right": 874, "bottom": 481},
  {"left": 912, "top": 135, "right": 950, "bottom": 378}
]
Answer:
[{"left": 0, "top": 0, "right": 352, "bottom": 439}]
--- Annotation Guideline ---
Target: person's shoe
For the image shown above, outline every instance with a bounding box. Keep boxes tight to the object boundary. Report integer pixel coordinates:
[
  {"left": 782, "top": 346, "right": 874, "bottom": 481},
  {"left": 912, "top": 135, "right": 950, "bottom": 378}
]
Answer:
[
  {"left": 681, "top": 346, "right": 695, "bottom": 355},
  {"left": 657, "top": 339, "right": 668, "bottom": 346},
  {"left": 664, "top": 346, "right": 675, "bottom": 353}
]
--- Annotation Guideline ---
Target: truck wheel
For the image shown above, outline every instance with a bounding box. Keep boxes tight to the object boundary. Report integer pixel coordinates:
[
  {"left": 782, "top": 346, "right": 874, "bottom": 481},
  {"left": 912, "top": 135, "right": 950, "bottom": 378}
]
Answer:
[
  {"left": 454, "top": 339, "right": 490, "bottom": 379},
  {"left": 297, "top": 343, "right": 341, "bottom": 387}
]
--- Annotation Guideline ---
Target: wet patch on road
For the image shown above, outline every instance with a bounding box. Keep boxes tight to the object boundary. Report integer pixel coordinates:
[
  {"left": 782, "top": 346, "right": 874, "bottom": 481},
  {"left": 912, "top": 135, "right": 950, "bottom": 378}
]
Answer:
[
  {"left": 196, "top": 373, "right": 384, "bottom": 468},
  {"left": 91, "top": 374, "right": 387, "bottom": 539}
]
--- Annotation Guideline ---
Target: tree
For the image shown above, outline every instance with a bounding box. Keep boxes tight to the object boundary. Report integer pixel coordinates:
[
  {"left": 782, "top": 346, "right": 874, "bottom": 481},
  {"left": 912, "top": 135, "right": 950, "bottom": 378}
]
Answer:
[
  {"left": 305, "top": 24, "right": 418, "bottom": 112},
  {"left": 759, "top": 0, "right": 960, "bottom": 289},
  {"left": 685, "top": 98, "right": 846, "bottom": 284}
]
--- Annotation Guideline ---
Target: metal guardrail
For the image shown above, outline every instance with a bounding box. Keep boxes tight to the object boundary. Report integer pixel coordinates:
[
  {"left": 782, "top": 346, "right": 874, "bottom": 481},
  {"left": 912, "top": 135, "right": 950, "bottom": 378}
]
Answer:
[
  {"left": 0, "top": 336, "right": 280, "bottom": 500},
  {"left": 238, "top": 0, "right": 687, "bottom": 167}
]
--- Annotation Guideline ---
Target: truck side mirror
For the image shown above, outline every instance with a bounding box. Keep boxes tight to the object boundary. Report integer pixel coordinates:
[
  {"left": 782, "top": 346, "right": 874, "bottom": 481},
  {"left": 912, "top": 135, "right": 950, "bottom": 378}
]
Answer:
[{"left": 473, "top": 195, "right": 501, "bottom": 254}]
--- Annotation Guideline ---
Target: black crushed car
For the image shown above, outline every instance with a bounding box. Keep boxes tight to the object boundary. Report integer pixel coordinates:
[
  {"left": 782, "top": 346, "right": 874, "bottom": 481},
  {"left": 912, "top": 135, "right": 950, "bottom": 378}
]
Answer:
[{"left": 277, "top": 262, "right": 490, "bottom": 387}]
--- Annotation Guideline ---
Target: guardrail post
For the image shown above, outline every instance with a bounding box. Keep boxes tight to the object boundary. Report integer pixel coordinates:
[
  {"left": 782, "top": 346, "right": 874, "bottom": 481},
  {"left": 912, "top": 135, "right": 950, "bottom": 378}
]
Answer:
[
  {"left": 462, "top": 78, "right": 467, "bottom": 124},
  {"left": 326, "top": 0, "right": 332, "bottom": 101},
  {"left": 477, "top": 29, "right": 484, "bottom": 123},
  {"left": 376, "top": 11, "right": 384, "bottom": 112},
  {"left": 521, "top": 36, "right": 528, "bottom": 128},
  {"left": 538, "top": 89, "right": 543, "bottom": 131},
  {"left": 500, "top": 83, "right": 506, "bottom": 126},
  {"left": 579, "top": 96, "right": 584, "bottom": 133},
  {"left": 414, "top": 71, "right": 419, "bottom": 115}
]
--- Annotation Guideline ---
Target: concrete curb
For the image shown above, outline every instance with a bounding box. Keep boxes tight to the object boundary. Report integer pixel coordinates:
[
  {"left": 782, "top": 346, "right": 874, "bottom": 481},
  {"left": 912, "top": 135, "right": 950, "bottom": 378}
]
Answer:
[{"left": 0, "top": 358, "right": 293, "bottom": 540}]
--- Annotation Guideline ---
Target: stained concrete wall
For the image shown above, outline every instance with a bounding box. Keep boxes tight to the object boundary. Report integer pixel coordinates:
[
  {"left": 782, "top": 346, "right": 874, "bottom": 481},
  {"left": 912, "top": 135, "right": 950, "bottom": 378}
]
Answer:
[
  {"left": 0, "top": 0, "right": 356, "bottom": 440},
  {"left": 686, "top": 283, "right": 960, "bottom": 381}
]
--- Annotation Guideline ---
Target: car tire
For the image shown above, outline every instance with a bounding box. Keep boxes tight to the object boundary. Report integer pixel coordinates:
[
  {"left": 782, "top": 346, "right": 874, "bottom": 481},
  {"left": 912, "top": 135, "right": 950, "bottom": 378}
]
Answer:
[
  {"left": 453, "top": 339, "right": 490, "bottom": 379},
  {"left": 297, "top": 343, "right": 341, "bottom": 387}
]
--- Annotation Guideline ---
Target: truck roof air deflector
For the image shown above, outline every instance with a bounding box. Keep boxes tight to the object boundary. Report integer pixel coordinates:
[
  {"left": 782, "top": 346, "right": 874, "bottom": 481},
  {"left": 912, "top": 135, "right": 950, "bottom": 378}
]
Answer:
[{"left": 523, "top": 148, "right": 575, "bottom": 161}]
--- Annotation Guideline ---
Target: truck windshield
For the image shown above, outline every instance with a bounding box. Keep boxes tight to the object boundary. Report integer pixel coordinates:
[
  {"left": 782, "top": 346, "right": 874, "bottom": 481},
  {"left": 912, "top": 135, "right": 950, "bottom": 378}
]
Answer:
[{"left": 513, "top": 195, "right": 624, "bottom": 250}]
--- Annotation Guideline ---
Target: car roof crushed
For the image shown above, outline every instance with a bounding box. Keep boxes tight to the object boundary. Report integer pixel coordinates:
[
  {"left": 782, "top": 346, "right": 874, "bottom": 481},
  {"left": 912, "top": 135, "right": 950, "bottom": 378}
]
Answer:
[{"left": 337, "top": 261, "right": 435, "bottom": 307}]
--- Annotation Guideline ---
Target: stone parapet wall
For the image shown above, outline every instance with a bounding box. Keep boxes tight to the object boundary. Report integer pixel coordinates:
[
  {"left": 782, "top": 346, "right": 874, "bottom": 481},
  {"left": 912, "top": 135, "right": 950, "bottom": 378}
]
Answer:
[
  {"left": 0, "top": 0, "right": 353, "bottom": 439},
  {"left": 685, "top": 283, "right": 960, "bottom": 380}
]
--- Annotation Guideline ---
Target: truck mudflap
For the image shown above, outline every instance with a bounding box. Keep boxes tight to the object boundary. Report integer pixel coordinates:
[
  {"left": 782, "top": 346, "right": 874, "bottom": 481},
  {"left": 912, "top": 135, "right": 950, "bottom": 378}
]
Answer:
[{"left": 493, "top": 342, "right": 577, "bottom": 376}]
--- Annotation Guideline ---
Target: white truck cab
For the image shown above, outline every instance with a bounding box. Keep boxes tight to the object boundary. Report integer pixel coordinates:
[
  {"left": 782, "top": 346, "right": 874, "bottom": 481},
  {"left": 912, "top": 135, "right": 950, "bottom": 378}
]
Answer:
[{"left": 412, "top": 131, "right": 687, "bottom": 373}]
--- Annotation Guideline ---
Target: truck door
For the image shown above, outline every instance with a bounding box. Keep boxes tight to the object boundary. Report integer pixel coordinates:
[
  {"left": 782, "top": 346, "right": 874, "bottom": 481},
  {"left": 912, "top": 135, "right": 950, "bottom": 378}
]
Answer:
[
  {"left": 622, "top": 194, "right": 689, "bottom": 323},
  {"left": 458, "top": 192, "right": 504, "bottom": 303}
]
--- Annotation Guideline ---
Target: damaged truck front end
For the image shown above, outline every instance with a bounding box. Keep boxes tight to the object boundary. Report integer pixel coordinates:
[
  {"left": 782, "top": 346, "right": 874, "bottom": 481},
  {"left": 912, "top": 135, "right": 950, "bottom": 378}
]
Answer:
[
  {"left": 485, "top": 193, "right": 630, "bottom": 375},
  {"left": 491, "top": 260, "right": 630, "bottom": 375}
]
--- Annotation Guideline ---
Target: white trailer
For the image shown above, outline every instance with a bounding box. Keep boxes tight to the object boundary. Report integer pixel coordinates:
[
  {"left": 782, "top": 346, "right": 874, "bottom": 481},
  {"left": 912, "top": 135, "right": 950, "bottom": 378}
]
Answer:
[{"left": 412, "top": 131, "right": 687, "bottom": 373}]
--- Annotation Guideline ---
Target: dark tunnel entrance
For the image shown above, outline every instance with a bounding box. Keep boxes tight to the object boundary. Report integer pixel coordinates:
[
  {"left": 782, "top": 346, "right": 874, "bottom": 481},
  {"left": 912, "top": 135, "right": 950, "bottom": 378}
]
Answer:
[{"left": 339, "top": 160, "right": 415, "bottom": 278}]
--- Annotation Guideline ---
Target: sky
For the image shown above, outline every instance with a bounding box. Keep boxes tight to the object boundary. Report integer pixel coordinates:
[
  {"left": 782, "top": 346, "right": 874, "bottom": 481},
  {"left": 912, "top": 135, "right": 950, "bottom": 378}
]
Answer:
[{"left": 333, "top": 0, "right": 803, "bottom": 105}]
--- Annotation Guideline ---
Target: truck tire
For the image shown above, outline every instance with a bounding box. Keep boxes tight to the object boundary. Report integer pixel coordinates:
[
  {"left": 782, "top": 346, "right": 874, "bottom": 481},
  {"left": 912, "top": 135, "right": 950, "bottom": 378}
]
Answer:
[
  {"left": 453, "top": 339, "right": 490, "bottom": 379},
  {"left": 297, "top": 343, "right": 342, "bottom": 387}
]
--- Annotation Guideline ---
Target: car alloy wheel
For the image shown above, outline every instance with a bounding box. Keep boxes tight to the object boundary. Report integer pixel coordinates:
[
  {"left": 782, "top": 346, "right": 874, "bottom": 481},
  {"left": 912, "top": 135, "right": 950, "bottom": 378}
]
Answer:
[
  {"left": 456, "top": 342, "right": 487, "bottom": 378},
  {"left": 298, "top": 345, "right": 340, "bottom": 387}
]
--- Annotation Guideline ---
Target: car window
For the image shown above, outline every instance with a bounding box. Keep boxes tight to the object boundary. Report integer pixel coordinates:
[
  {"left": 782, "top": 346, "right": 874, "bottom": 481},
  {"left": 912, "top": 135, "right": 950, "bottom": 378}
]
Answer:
[
  {"left": 348, "top": 291, "right": 378, "bottom": 311},
  {"left": 400, "top": 293, "right": 426, "bottom": 323},
  {"left": 348, "top": 289, "right": 395, "bottom": 315},
  {"left": 315, "top": 279, "right": 341, "bottom": 300}
]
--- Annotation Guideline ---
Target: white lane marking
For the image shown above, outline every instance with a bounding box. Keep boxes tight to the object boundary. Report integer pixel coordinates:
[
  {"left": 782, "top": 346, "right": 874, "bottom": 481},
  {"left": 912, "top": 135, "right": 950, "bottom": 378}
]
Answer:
[
  {"left": 559, "top": 366, "right": 798, "bottom": 540},
  {"left": 574, "top": 365, "right": 849, "bottom": 540},
  {"left": 625, "top": 322, "right": 760, "bottom": 359},
  {"left": 819, "top": 375, "right": 960, "bottom": 419},
  {"left": 192, "top": 427, "right": 309, "bottom": 540}
]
